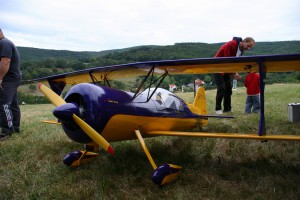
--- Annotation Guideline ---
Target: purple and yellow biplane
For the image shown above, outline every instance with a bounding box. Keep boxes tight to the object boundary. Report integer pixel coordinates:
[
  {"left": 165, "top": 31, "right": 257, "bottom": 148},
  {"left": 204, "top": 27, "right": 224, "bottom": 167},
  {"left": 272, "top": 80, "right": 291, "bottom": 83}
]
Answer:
[{"left": 34, "top": 53, "right": 300, "bottom": 185}]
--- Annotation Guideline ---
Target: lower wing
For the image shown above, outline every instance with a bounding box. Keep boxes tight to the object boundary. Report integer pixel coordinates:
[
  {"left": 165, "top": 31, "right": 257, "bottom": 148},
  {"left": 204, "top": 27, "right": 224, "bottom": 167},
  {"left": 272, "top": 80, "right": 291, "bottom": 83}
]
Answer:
[{"left": 146, "top": 131, "right": 300, "bottom": 141}]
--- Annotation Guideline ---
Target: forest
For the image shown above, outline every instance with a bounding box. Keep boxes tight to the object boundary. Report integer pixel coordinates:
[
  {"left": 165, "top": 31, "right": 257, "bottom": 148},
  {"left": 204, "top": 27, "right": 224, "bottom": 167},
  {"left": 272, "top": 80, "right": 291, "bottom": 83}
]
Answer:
[
  {"left": 17, "top": 41, "right": 300, "bottom": 104},
  {"left": 19, "top": 41, "right": 300, "bottom": 85}
]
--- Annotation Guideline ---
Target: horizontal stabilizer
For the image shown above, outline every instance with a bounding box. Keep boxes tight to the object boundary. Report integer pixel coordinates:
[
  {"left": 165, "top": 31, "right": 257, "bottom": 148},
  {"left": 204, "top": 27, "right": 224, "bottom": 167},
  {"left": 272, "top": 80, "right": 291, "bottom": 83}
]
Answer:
[{"left": 42, "top": 120, "right": 61, "bottom": 125}]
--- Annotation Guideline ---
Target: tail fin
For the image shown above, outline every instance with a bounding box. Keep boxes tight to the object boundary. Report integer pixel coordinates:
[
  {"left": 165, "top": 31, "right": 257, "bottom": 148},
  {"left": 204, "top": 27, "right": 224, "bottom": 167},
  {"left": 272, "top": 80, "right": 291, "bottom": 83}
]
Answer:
[{"left": 187, "top": 86, "right": 208, "bottom": 126}]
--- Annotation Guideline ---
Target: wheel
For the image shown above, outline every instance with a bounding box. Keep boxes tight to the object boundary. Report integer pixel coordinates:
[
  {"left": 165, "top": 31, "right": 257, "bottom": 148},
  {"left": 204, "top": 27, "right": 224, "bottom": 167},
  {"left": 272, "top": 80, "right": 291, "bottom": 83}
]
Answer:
[
  {"left": 63, "top": 150, "right": 83, "bottom": 166},
  {"left": 152, "top": 164, "right": 182, "bottom": 185}
]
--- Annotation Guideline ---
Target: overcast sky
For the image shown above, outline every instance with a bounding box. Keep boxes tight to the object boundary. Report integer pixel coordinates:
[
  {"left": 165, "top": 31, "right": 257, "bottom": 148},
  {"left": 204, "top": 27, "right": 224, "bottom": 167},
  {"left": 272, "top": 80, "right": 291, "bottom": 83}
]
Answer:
[{"left": 1, "top": 0, "right": 299, "bottom": 51}]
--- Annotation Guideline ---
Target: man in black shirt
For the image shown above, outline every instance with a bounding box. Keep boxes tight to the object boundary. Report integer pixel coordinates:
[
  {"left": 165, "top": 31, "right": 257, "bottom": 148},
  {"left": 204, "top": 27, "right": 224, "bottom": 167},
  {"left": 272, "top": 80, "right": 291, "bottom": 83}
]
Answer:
[{"left": 0, "top": 28, "right": 22, "bottom": 140}]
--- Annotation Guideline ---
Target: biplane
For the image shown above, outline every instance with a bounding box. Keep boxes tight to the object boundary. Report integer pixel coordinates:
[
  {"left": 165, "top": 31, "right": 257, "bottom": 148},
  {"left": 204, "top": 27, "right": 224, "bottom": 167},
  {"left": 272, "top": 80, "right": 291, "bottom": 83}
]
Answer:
[{"left": 33, "top": 53, "right": 300, "bottom": 186}]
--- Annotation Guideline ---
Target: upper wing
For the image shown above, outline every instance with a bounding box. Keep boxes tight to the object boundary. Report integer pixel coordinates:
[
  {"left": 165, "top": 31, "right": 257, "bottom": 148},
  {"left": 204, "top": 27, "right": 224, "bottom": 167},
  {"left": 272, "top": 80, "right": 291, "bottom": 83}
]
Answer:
[{"left": 33, "top": 53, "right": 300, "bottom": 86}]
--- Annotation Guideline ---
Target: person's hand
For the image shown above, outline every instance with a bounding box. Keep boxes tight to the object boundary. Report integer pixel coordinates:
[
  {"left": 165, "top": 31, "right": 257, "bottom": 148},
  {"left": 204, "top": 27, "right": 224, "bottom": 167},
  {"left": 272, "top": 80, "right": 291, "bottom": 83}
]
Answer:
[{"left": 233, "top": 73, "right": 242, "bottom": 81}]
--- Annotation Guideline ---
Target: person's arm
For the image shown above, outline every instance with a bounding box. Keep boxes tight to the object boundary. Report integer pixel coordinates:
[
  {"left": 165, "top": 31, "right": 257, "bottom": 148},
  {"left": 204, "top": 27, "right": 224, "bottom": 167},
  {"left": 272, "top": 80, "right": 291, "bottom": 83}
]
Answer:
[{"left": 0, "top": 57, "right": 11, "bottom": 88}]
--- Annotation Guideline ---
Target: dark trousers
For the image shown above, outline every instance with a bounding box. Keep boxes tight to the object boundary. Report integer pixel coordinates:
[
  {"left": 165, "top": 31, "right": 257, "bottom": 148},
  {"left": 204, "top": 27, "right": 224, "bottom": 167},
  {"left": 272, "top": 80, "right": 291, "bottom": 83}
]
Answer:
[
  {"left": 214, "top": 73, "right": 232, "bottom": 112},
  {"left": 0, "top": 80, "right": 21, "bottom": 134}
]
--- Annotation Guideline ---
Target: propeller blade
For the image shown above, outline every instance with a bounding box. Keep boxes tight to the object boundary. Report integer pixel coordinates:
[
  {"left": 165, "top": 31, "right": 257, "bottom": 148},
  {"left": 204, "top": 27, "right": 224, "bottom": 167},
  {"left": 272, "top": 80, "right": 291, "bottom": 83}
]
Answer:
[
  {"left": 73, "top": 114, "right": 114, "bottom": 156},
  {"left": 38, "top": 83, "right": 114, "bottom": 155},
  {"left": 38, "top": 83, "right": 66, "bottom": 107}
]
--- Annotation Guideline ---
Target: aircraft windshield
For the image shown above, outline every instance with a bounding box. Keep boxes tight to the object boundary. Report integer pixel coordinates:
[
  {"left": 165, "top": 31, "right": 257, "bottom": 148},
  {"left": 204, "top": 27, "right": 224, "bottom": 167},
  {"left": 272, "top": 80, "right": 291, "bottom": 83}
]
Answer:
[{"left": 147, "top": 88, "right": 184, "bottom": 111}]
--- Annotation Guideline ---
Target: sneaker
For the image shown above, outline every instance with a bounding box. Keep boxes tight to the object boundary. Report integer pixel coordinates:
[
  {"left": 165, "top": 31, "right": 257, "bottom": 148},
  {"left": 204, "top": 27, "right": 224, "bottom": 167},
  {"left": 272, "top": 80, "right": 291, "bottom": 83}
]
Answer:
[{"left": 215, "top": 110, "right": 223, "bottom": 115}]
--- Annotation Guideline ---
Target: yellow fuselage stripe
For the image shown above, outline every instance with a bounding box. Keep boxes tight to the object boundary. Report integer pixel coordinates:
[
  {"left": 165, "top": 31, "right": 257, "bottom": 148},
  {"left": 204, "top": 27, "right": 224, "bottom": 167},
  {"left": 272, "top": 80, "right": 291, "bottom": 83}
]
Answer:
[{"left": 101, "top": 115, "right": 202, "bottom": 142}]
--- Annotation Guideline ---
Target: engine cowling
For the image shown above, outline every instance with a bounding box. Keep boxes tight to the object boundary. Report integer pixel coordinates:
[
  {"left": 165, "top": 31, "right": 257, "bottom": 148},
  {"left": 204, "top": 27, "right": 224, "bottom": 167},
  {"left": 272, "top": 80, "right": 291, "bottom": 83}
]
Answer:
[{"left": 60, "top": 83, "right": 133, "bottom": 143}]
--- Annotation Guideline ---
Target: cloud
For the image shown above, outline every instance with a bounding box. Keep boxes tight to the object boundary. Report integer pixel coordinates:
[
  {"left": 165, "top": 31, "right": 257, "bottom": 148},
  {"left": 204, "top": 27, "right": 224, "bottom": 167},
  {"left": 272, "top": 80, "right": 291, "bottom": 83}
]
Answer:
[{"left": 1, "top": 0, "right": 299, "bottom": 51}]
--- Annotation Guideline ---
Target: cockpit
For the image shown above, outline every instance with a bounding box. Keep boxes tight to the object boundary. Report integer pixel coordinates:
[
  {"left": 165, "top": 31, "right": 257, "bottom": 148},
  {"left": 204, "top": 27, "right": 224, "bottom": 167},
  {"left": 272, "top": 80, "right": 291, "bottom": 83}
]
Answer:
[{"left": 143, "top": 88, "right": 185, "bottom": 112}]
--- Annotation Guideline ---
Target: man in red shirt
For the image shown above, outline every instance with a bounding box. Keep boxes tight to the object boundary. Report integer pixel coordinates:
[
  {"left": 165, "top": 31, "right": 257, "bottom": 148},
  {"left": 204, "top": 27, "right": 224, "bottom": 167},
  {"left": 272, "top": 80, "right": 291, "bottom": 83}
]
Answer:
[
  {"left": 214, "top": 37, "right": 255, "bottom": 114},
  {"left": 244, "top": 72, "right": 260, "bottom": 113}
]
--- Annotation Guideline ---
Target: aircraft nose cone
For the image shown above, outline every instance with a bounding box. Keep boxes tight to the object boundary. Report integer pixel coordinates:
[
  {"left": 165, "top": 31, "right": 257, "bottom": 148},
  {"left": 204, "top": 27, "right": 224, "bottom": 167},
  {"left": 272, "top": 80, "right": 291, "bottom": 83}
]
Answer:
[{"left": 53, "top": 102, "right": 80, "bottom": 121}]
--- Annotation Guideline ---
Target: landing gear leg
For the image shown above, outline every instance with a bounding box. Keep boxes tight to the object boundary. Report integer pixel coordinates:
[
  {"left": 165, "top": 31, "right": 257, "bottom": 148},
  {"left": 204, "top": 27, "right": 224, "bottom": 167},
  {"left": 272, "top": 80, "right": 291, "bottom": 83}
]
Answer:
[
  {"left": 63, "top": 142, "right": 100, "bottom": 167},
  {"left": 134, "top": 130, "right": 182, "bottom": 186}
]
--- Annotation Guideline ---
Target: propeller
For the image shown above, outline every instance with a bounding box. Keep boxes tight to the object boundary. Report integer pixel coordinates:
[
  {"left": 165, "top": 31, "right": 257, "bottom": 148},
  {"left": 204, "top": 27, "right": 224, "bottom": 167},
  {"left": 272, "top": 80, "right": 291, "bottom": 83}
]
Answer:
[{"left": 38, "top": 83, "right": 114, "bottom": 156}]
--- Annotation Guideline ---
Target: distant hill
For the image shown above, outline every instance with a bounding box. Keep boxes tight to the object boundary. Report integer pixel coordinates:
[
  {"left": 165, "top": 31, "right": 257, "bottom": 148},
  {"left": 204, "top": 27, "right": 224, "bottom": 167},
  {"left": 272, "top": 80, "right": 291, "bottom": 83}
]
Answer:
[
  {"left": 18, "top": 41, "right": 300, "bottom": 82},
  {"left": 18, "top": 41, "right": 300, "bottom": 63},
  {"left": 17, "top": 47, "right": 120, "bottom": 62},
  {"left": 17, "top": 45, "right": 160, "bottom": 63}
]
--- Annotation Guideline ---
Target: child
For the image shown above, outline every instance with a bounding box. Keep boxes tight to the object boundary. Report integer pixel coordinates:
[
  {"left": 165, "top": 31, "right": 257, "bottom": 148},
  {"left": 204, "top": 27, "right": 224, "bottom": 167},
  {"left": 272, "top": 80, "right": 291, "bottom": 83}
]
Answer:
[{"left": 244, "top": 72, "right": 260, "bottom": 113}]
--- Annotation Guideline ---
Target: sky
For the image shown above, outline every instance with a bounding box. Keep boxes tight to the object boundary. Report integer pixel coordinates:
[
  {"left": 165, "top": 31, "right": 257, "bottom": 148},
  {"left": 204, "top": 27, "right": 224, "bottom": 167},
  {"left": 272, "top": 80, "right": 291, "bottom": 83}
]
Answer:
[{"left": 1, "top": 0, "right": 299, "bottom": 51}]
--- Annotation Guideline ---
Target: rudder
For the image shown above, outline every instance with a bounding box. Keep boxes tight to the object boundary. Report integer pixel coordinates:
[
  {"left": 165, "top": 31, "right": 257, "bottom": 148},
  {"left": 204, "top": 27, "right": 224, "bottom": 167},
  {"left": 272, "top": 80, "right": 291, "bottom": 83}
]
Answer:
[{"left": 188, "top": 86, "right": 208, "bottom": 126}]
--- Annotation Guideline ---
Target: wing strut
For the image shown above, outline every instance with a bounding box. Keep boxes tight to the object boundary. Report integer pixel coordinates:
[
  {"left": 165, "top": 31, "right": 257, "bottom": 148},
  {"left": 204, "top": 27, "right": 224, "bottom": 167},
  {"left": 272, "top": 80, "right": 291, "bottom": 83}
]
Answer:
[
  {"left": 145, "top": 70, "right": 169, "bottom": 102},
  {"left": 131, "top": 65, "right": 168, "bottom": 102},
  {"left": 89, "top": 71, "right": 111, "bottom": 87},
  {"left": 131, "top": 66, "right": 156, "bottom": 100},
  {"left": 258, "top": 59, "right": 266, "bottom": 136}
]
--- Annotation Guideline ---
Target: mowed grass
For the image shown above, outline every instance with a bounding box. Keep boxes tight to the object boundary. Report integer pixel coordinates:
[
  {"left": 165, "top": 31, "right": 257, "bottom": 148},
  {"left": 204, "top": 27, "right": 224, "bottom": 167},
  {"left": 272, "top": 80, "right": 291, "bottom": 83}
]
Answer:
[{"left": 0, "top": 83, "right": 299, "bottom": 200}]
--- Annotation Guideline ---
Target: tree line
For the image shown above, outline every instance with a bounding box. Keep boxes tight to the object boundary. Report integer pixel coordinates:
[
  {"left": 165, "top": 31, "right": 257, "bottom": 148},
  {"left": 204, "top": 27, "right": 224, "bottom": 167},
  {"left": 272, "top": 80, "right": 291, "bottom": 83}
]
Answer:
[
  {"left": 20, "top": 41, "right": 300, "bottom": 86},
  {"left": 18, "top": 41, "right": 300, "bottom": 104}
]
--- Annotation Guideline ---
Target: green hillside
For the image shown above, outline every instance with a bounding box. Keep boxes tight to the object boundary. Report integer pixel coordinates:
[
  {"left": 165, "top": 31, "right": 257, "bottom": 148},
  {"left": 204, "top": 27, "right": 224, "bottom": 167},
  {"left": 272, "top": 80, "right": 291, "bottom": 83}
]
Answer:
[
  {"left": 18, "top": 45, "right": 158, "bottom": 62},
  {"left": 18, "top": 41, "right": 300, "bottom": 85},
  {"left": 19, "top": 41, "right": 300, "bottom": 63}
]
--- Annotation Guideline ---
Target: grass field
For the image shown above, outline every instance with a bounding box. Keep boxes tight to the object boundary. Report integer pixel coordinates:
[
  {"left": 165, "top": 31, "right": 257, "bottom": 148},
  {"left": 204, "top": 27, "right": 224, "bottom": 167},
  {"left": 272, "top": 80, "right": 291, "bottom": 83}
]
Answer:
[{"left": 0, "top": 83, "right": 299, "bottom": 200}]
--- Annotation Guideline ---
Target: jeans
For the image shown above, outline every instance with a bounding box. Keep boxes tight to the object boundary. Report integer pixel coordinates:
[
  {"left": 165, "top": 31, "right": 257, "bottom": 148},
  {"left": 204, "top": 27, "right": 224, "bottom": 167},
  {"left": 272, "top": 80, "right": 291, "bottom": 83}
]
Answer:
[
  {"left": 0, "top": 80, "right": 21, "bottom": 134},
  {"left": 232, "top": 79, "right": 237, "bottom": 89},
  {"left": 245, "top": 95, "right": 260, "bottom": 113},
  {"left": 214, "top": 73, "right": 232, "bottom": 112}
]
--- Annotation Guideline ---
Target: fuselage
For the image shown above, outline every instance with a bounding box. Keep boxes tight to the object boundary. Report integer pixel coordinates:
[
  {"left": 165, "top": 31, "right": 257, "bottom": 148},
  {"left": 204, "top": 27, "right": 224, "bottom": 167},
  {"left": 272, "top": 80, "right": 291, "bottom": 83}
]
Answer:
[{"left": 58, "top": 83, "right": 200, "bottom": 143}]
